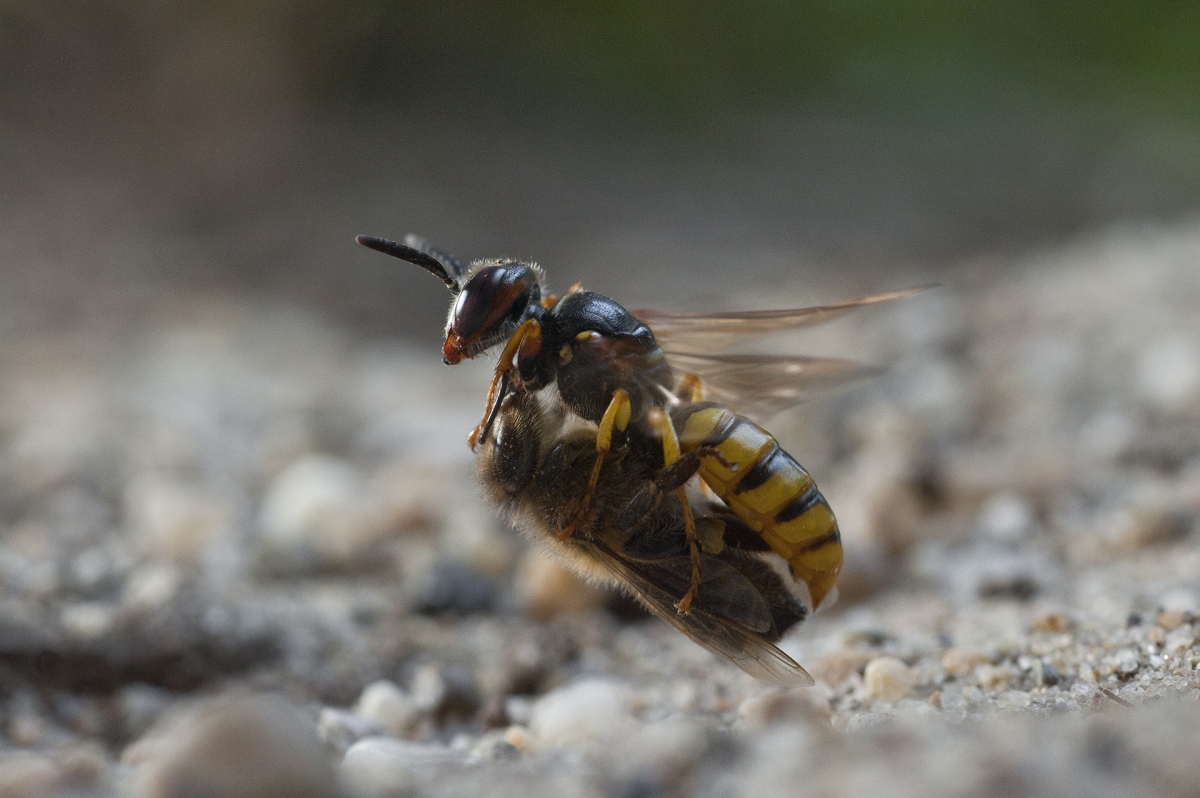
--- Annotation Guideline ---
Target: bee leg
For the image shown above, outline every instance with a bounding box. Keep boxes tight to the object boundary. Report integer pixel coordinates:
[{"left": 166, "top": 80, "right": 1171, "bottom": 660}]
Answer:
[
  {"left": 468, "top": 318, "right": 542, "bottom": 450},
  {"left": 558, "top": 388, "right": 631, "bottom": 541},
  {"left": 676, "top": 372, "right": 704, "bottom": 403},
  {"left": 618, "top": 450, "right": 705, "bottom": 529}
]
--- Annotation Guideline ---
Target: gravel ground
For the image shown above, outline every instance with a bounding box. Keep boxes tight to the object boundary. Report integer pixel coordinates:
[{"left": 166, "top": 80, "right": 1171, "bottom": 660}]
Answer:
[{"left": 1, "top": 219, "right": 1199, "bottom": 797}]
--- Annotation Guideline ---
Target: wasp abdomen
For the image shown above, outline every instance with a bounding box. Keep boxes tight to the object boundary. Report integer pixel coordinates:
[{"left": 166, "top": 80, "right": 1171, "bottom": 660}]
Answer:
[{"left": 673, "top": 404, "right": 842, "bottom": 609}]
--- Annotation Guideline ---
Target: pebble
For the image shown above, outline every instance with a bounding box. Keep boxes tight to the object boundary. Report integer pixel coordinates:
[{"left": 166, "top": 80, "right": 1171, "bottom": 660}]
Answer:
[
  {"left": 864, "top": 657, "right": 917, "bottom": 702},
  {"left": 528, "top": 680, "right": 637, "bottom": 748},
  {"left": 257, "top": 454, "right": 379, "bottom": 570},
  {"left": 340, "top": 738, "right": 461, "bottom": 798},
  {"left": 1137, "top": 337, "right": 1200, "bottom": 410},
  {"left": 941, "top": 647, "right": 992, "bottom": 677},
  {"left": 124, "top": 694, "right": 337, "bottom": 798},
  {"left": 355, "top": 681, "right": 420, "bottom": 737},
  {"left": 515, "top": 549, "right": 607, "bottom": 619},
  {"left": 124, "top": 475, "right": 233, "bottom": 564},
  {"left": 318, "top": 707, "right": 387, "bottom": 754},
  {"left": 978, "top": 492, "right": 1035, "bottom": 543}
]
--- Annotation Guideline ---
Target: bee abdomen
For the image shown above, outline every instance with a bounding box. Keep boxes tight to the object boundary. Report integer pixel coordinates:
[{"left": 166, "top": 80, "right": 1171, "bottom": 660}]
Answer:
[{"left": 674, "top": 404, "right": 842, "bottom": 608}]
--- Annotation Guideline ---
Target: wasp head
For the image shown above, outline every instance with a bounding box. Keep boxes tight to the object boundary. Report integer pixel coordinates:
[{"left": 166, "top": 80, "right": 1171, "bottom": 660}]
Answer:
[{"left": 356, "top": 234, "right": 544, "bottom": 365}]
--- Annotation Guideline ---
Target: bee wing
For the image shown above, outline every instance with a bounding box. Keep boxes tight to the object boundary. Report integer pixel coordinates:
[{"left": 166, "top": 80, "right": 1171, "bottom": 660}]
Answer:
[
  {"left": 662, "top": 351, "right": 882, "bottom": 417},
  {"left": 633, "top": 285, "right": 932, "bottom": 352},
  {"left": 588, "top": 543, "right": 815, "bottom": 686}
]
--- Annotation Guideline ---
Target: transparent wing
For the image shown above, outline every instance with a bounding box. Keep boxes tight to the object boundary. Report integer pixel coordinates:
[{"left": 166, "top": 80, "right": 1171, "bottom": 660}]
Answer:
[
  {"left": 633, "top": 285, "right": 932, "bottom": 352},
  {"left": 662, "top": 351, "right": 883, "bottom": 417},
  {"left": 587, "top": 542, "right": 815, "bottom": 686}
]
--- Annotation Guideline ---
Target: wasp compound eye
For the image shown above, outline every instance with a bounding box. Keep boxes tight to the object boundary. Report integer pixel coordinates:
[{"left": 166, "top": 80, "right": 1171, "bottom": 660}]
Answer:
[{"left": 449, "top": 264, "right": 538, "bottom": 344}]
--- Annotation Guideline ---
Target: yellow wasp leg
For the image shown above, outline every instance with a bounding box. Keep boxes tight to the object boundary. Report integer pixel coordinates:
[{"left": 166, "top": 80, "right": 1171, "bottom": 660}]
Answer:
[
  {"left": 559, "top": 388, "right": 631, "bottom": 541},
  {"left": 468, "top": 318, "right": 541, "bottom": 450},
  {"left": 677, "top": 372, "right": 704, "bottom": 403},
  {"left": 648, "top": 407, "right": 701, "bottom": 614}
]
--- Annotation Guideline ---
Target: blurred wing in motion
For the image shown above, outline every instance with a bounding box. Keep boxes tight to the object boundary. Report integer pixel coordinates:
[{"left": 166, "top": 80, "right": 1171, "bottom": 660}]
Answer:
[
  {"left": 663, "top": 351, "right": 883, "bottom": 417},
  {"left": 633, "top": 285, "right": 932, "bottom": 352},
  {"left": 587, "top": 542, "right": 815, "bottom": 686}
]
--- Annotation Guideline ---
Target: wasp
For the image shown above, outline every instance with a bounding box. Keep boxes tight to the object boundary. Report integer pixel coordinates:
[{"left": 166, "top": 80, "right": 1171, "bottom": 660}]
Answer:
[{"left": 357, "top": 233, "right": 921, "bottom": 683}]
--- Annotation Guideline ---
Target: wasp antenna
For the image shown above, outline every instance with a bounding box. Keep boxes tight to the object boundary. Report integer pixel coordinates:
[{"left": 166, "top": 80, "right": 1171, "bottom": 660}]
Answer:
[
  {"left": 403, "top": 234, "right": 466, "bottom": 285},
  {"left": 356, "top": 234, "right": 461, "bottom": 294}
]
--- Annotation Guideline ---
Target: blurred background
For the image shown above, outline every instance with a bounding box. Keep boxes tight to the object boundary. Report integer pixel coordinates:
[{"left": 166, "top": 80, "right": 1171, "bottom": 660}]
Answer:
[
  {"left": 3, "top": 1, "right": 1199, "bottom": 341},
  {"left": 4, "top": 5, "right": 1200, "bottom": 793}
]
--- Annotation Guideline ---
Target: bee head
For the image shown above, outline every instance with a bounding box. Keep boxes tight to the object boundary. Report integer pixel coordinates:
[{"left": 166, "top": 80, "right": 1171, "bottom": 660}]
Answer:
[{"left": 442, "top": 260, "right": 543, "bottom": 364}]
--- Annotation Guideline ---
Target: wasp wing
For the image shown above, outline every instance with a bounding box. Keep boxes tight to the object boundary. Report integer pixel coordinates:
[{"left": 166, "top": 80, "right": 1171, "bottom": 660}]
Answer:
[
  {"left": 587, "top": 542, "right": 815, "bottom": 686},
  {"left": 662, "top": 351, "right": 883, "bottom": 417},
  {"left": 633, "top": 285, "right": 932, "bottom": 352}
]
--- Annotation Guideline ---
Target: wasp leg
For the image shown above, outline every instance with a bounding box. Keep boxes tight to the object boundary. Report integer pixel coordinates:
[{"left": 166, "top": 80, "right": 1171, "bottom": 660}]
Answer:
[
  {"left": 642, "top": 407, "right": 703, "bottom": 614},
  {"left": 676, "top": 372, "right": 704, "bottom": 403},
  {"left": 468, "top": 318, "right": 542, "bottom": 450},
  {"left": 558, "top": 388, "right": 631, "bottom": 541}
]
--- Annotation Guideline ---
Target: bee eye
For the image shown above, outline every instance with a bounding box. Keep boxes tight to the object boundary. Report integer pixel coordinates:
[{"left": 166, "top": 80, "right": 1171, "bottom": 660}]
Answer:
[{"left": 451, "top": 264, "right": 537, "bottom": 341}]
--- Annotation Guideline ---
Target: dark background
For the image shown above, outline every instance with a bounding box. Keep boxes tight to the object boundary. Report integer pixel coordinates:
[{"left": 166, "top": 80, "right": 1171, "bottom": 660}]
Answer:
[{"left": 3, "top": 1, "right": 1199, "bottom": 344}]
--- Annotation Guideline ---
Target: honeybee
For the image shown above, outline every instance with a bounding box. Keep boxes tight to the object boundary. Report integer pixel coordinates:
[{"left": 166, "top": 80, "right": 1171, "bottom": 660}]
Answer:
[{"left": 357, "top": 233, "right": 921, "bottom": 683}]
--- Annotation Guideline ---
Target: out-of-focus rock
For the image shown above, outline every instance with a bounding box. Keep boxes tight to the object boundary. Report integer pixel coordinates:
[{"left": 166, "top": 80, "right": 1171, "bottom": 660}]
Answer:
[
  {"left": 124, "top": 474, "right": 234, "bottom": 564},
  {"left": 355, "top": 681, "right": 419, "bottom": 737},
  {"left": 528, "top": 680, "right": 637, "bottom": 749},
  {"left": 863, "top": 656, "right": 916, "bottom": 702},
  {"left": 257, "top": 454, "right": 382, "bottom": 571},
  {"left": 318, "top": 707, "right": 387, "bottom": 755},
  {"left": 124, "top": 694, "right": 337, "bottom": 798},
  {"left": 341, "top": 738, "right": 463, "bottom": 798},
  {"left": 940, "top": 647, "right": 992, "bottom": 677},
  {"left": 515, "top": 549, "right": 607, "bottom": 620}
]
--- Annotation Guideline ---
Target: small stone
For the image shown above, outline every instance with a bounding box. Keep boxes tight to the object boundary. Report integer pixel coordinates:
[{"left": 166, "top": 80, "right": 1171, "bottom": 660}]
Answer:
[
  {"left": 339, "top": 739, "right": 426, "bottom": 798},
  {"left": 60, "top": 602, "right": 116, "bottom": 640},
  {"left": 355, "top": 681, "right": 419, "bottom": 737},
  {"left": 1030, "top": 612, "right": 1073, "bottom": 634},
  {"left": 738, "top": 688, "right": 831, "bottom": 728},
  {"left": 341, "top": 738, "right": 464, "bottom": 798},
  {"left": 978, "top": 492, "right": 1035, "bottom": 543},
  {"left": 0, "top": 754, "right": 62, "bottom": 797},
  {"left": 1166, "top": 628, "right": 1196, "bottom": 653},
  {"left": 863, "top": 656, "right": 916, "bottom": 702},
  {"left": 502, "top": 725, "right": 534, "bottom": 753},
  {"left": 1158, "top": 609, "right": 1188, "bottom": 631},
  {"left": 529, "top": 680, "right": 637, "bottom": 748},
  {"left": 124, "top": 474, "right": 233, "bottom": 564},
  {"left": 125, "top": 694, "right": 337, "bottom": 798},
  {"left": 409, "top": 666, "right": 446, "bottom": 714},
  {"left": 1137, "top": 337, "right": 1200, "bottom": 411},
  {"left": 975, "top": 664, "right": 1013, "bottom": 691},
  {"left": 123, "top": 565, "right": 182, "bottom": 610},
  {"left": 812, "top": 646, "right": 876, "bottom": 687},
  {"left": 941, "top": 647, "right": 992, "bottom": 677},
  {"left": 318, "top": 708, "right": 386, "bottom": 755},
  {"left": 515, "top": 549, "right": 607, "bottom": 620},
  {"left": 257, "top": 455, "right": 380, "bottom": 571}
]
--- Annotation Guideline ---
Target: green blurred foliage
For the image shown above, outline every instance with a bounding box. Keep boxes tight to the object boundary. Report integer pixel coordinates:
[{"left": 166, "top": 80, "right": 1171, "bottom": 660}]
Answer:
[
  {"left": 288, "top": 0, "right": 1200, "bottom": 121},
  {"left": 2, "top": 1, "right": 1195, "bottom": 131}
]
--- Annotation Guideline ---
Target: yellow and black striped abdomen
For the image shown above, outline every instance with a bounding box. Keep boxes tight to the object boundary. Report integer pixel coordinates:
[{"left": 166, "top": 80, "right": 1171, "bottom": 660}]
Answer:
[{"left": 674, "top": 404, "right": 842, "bottom": 609}]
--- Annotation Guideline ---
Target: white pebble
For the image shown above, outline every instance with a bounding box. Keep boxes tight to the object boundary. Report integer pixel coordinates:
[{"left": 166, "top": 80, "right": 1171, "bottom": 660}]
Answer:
[
  {"left": 258, "top": 455, "right": 378, "bottom": 566},
  {"left": 529, "top": 680, "right": 637, "bottom": 748},
  {"left": 340, "top": 739, "right": 432, "bottom": 798},
  {"left": 60, "top": 602, "right": 115, "bottom": 640},
  {"left": 409, "top": 666, "right": 446, "bottom": 714},
  {"left": 978, "top": 492, "right": 1034, "bottom": 543},
  {"left": 355, "top": 681, "right": 419, "bottom": 737},
  {"left": 1138, "top": 337, "right": 1200, "bottom": 410},
  {"left": 864, "top": 656, "right": 916, "bottom": 702}
]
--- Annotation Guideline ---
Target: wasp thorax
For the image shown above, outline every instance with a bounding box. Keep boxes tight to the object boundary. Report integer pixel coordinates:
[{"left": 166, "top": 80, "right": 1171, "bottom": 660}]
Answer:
[{"left": 443, "top": 262, "right": 540, "bottom": 364}]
